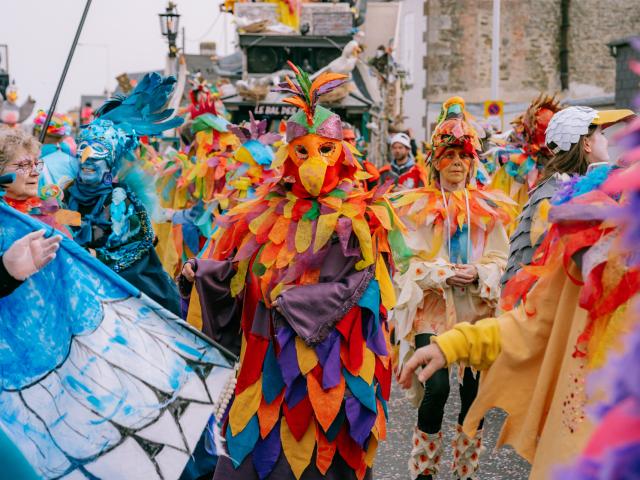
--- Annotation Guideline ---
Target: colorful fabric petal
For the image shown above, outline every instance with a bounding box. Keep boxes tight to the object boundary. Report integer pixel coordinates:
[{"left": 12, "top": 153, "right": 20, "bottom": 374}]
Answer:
[
  {"left": 257, "top": 391, "right": 284, "bottom": 439},
  {"left": 263, "top": 341, "right": 285, "bottom": 404},
  {"left": 344, "top": 369, "right": 377, "bottom": 412},
  {"left": 345, "top": 396, "right": 377, "bottom": 447},
  {"left": 280, "top": 417, "right": 316, "bottom": 480},
  {"left": 253, "top": 420, "right": 282, "bottom": 479},
  {"left": 308, "top": 368, "right": 346, "bottom": 432},
  {"left": 316, "top": 426, "right": 337, "bottom": 474},
  {"left": 295, "top": 336, "right": 318, "bottom": 374},
  {"left": 226, "top": 415, "right": 260, "bottom": 467},
  {"left": 230, "top": 375, "right": 263, "bottom": 434}
]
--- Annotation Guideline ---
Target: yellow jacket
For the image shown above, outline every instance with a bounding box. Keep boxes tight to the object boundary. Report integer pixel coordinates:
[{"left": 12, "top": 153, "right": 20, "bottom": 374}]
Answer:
[
  {"left": 433, "top": 317, "right": 501, "bottom": 371},
  {"left": 432, "top": 261, "right": 592, "bottom": 480}
]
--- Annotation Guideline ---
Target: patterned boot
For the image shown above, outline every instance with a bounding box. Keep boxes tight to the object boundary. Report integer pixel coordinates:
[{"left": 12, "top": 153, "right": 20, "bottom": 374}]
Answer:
[
  {"left": 452, "top": 424, "right": 484, "bottom": 480},
  {"left": 408, "top": 427, "right": 443, "bottom": 480}
]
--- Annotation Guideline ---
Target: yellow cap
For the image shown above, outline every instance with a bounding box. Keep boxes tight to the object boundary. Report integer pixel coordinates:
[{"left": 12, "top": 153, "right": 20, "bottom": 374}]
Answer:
[{"left": 592, "top": 109, "right": 635, "bottom": 127}]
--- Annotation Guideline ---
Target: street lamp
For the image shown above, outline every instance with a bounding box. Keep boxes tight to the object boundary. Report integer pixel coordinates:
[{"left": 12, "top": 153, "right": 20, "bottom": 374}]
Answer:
[{"left": 159, "top": 2, "right": 180, "bottom": 58}]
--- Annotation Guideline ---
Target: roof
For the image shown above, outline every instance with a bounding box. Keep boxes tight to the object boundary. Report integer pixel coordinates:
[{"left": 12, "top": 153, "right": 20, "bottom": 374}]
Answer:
[
  {"left": 238, "top": 34, "right": 353, "bottom": 49},
  {"left": 183, "top": 54, "right": 219, "bottom": 83},
  {"left": 608, "top": 36, "right": 639, "bottom": 48},
  {"left": 216, "top": 51, "right": 243, "bottom": 78}
]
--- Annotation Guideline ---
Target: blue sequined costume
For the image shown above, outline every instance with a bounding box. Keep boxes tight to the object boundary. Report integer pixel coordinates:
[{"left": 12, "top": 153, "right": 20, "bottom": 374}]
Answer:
[{"left": 65, "top": 73, "right": 184, "bottom": 314}]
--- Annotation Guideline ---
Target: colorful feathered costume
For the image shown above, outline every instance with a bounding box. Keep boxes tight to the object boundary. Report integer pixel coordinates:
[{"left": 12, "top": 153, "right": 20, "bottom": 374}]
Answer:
[
  {"left": 557, "top": 68, "right": 640, "bottom": 478},
  {"left": 558, "top": 128, "right": 640, "bottom": 476},
  {"left": 179, "top": 113, "right": 282, "bottom": 329},
  {"left": 185, "top": 62, "right": 404, "bottom": 479},
  {"left": 149, "top": 80, "right": 240, "bottom": 279},
  {"left": 224, "top": 111, "right": 282, "bottom": 206},
  {"left": 390, "top": 97, "right": 516, "bottom": 480}
]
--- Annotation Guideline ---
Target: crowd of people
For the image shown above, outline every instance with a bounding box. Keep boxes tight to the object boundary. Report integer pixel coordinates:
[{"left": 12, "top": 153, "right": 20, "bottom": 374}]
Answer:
[{"left": 1, "top": 60, "right": 640, "bottom": 480}]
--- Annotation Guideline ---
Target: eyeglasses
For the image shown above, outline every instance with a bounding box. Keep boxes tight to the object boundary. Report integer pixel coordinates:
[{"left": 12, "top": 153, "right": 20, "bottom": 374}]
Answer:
[{"left": 9, "top": 158, "right": 44, "bottom": 175}]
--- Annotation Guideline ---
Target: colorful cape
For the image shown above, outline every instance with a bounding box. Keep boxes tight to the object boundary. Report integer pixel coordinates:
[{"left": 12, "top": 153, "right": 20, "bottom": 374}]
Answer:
[
  {"left": 501, "top": 169, "right": 636, "bottom": 367},
  {"left": 390, "top": 184, "right": 517, "bottom": 263},
  {"left": 204, "top": 62, "right": 408, "bottom": 480},
  {"left": 0, "top": 203, "right": 234, "bottom": 479}
]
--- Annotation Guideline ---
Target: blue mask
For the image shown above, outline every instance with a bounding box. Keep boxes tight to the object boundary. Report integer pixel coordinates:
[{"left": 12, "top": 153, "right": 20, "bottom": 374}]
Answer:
[{"left": 78, "top": 157, "right": 111, "bottom": 185}]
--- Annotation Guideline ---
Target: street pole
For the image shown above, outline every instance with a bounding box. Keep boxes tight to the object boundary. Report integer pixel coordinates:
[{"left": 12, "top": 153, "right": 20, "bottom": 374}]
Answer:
[
  {"left": 39, "top": 0, "right": 92, "bottom": 142},
  {"left": 491, "top": 0, "right": 500, "bottom": 100}
]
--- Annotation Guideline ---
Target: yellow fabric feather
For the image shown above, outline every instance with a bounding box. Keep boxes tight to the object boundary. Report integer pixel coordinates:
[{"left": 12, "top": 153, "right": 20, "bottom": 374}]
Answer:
[
  {"left": 375, "top": 254, "right": 396, "bottom": 310},
  {"left": 229, "top": 376, "right": 262, "bottom": 434},
  {"left": 295, "top": 219, "right": 313, "bottom": 253},
  {"left": 295, "top": 337, "right": 319, "bottom": 374},
  {"left": 359, "top": 348, "right": 375, "bottom": 384},
  {"left": 281, "top": 418, "right": 316, "bottom": 480},
  {"left": 314, "top": 212, "right": 340, "bottom": 253},
  {"left": 352, "top": 216, "right": 374, "bottom": 270}
]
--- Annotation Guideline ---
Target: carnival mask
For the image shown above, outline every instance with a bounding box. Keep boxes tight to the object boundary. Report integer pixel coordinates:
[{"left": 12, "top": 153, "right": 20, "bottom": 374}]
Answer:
[
  {"left": 78, "top": 157, "right": 110, "bottom": 185},
  {"left": 274, "top": 62, "right": 351, "bottom": 196},
  {"left": 77, "top": 140, "right": 113, "bottom": 185},
  {"left": 287, "top": 134, "right": 343, "bottom": 196}
]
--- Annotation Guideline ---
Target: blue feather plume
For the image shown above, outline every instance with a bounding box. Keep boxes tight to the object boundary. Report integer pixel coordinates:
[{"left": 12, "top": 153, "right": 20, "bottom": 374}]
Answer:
[{"left": 95, "top": 72, "right": 183, "bottom": 136}]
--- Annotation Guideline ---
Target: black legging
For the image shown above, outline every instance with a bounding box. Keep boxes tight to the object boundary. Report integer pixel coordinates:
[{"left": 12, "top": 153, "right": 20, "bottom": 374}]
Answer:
[{"left": 415, "top": 333, "right": 483, "bottom": 434}]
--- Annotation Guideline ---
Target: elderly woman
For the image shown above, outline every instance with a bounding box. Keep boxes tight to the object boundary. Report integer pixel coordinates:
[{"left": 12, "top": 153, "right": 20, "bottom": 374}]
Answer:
[
  {"left": 391, "top": 98, "right": 516, "bottom": 480},
  {"left": 0, "top": 128, "right": 64, "bottom": 298},
  {"left": 0, "top": 128, "right": 43, "bottom": 210},
  {"left": 0, "top": 127, "right": 72, "bottom": 234}
]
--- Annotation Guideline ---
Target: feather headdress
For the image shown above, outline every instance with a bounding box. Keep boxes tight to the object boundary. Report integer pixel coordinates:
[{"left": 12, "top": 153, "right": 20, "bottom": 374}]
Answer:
[
  {"left": 78, "top": 73, "right": 184, "bottom": 172},
  {"left": 511, "top": 93, "right": 563, "bottom": 148},
  {"left": 431, "top": 96, "right": 481, "bottom": 160},
  {"left": 274, "top": 61, "right": 348, "bottom": 142},
  {"left": 33, "top": 109, "right": 73, "bottom": 137},
  {"left": 94, "top": 72, "right": 183, "bottom": 136},
  {"left": 229, "top": 111, "right": 281, "bottom": 166}
]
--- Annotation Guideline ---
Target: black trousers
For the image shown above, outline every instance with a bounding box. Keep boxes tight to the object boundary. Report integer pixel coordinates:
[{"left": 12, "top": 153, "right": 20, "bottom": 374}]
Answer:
[{"left": 415, "top": 333, "right": 483, "bottom": 434}]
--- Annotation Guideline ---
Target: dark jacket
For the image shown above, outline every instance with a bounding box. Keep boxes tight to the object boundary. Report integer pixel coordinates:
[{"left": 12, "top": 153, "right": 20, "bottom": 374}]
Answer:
[{"left": 0, "top": 255, "right": 21, "bottom": 298}]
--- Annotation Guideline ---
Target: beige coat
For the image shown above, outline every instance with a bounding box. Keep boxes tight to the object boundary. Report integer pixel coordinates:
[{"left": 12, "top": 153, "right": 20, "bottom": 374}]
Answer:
[{"left": 391, "top": 221, "right": 509, "bottom": 404}]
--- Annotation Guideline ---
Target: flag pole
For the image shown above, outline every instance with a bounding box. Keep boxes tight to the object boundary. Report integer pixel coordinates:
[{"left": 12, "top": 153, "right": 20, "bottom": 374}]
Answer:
[{"left": 39, "top": 0, "right": 92, "bottom": 142}]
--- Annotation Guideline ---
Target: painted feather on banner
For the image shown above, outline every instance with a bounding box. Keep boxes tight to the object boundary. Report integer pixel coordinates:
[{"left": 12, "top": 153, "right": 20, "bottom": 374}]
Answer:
[{"left": 0, "top": 202, "right": 234, "bottom": 480}]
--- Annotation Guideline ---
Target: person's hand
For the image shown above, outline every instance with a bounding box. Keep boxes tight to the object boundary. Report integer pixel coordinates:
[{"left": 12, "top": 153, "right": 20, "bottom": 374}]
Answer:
[
  {"left": 87, "top": 248, "right": 97, "bottom": 257},
  {"left": 397, "top": 343, "right": 447, "bottom": 388},
  {"left": 2, "top": 230, "right": 62, "bottom": 281},
  {"left": 271, "top": 297, "right": 283, "bottom": 314},
  {"left": 181, "top": 261, "right": 196, "bottom": 283},
  {"left": 446, "top": 264, "right": 478, "bottom": 286}
]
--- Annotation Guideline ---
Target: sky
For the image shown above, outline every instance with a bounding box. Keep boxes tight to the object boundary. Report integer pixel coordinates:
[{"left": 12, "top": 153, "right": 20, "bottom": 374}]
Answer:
[{"left": 2, "top": 0, "right": 234, "bottom": 115}]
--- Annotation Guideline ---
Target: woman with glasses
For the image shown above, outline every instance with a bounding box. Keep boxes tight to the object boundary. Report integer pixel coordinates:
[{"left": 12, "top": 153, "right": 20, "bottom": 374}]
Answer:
[{"left": 0, "top": 127, "right": 73, "bottom": 236}]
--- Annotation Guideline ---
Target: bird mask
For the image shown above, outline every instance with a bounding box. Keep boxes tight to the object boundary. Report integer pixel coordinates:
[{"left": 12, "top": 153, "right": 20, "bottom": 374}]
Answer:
[{"left": 275, "top": 61, "right": 356, "bottom": 197}]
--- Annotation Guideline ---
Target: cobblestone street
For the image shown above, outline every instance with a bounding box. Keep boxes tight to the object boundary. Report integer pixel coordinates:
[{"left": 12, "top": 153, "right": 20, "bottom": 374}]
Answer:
[{"left": 375, "top": 380, "right": 531, "bottom": 480}]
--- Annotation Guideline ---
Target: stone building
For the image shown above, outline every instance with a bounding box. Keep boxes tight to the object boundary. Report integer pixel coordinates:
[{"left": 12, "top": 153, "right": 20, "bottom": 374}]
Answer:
[
  {"left": 609, "top": 37, "right": 640, "bottom": 109},
  {"left": 415, "top": 0, "right": 640, "bottom": 136}
]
